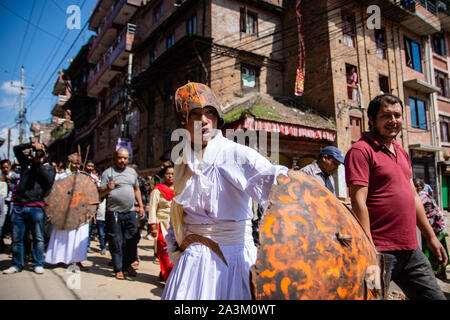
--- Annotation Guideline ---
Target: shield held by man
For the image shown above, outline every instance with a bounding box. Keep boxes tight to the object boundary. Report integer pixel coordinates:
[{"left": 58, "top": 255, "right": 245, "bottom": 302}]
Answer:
[
  {"left": 251, "top": 170, "right": 385, "bottom": 300},
  {"left": 44, "top": 172, "right": 100, "bottom": 230}
]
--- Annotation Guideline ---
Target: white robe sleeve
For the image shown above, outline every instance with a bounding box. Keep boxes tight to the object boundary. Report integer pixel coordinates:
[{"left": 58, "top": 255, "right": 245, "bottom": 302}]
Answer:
[{"left": 219, "top": 144, "right": 288, "bottom": 209}]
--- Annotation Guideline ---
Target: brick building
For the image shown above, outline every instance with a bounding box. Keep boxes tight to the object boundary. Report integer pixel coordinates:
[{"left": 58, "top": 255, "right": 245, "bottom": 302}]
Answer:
[
  {"left": 131, "top": 0, "right": 338, "bottom": 177},
  {"left": 298, "top": 0, "right": 450, "bottom": 201},
  {"left": 42, "top": 0, "right": 450, "bottom": 205},
  {"left": 87, "top": 0, "right": 141, "bottom": 169}
]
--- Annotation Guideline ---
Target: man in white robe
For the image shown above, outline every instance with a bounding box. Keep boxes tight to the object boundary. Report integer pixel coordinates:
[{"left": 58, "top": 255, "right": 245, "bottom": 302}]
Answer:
[
  {"left": 162, "top": 82, "right": 288, "bottom": 300},
  {"left": 45, "top": 153, "right": 90, "bottom": 270}
]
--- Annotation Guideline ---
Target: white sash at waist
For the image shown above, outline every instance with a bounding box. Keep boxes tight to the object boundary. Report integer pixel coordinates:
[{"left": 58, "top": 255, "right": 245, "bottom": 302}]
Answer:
[{"left": 185, "top": 220, "right": 253, "bottom": 246}]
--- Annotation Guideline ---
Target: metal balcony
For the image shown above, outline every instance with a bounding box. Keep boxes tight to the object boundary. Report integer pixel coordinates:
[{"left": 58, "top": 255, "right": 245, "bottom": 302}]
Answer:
[
  {"left": 89, "top": 0, "right": 116, "bottom": 30},
  {"left": 397, "top": 0, "right": 441, "bottom": 35},
  {"left": 87, "top": 49, "right": 121, "bottom": 97},
  {"left": 89, "top": 0, "right": 116, "bottom": 31},
  {"left": 438, "top": 1, "right": 450, "bottom": 30},
  {"left": 110, "top": 24, "right": 136, "bottom": 67},
  {"left": 111, "top": 0, "right": 141, "bottom": 25},
  {"left": 88, "top": 6, "right": 118, "bottom": 64}
]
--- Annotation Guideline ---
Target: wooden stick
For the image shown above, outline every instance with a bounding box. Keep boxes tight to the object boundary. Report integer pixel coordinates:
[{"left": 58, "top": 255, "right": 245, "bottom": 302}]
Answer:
[{"left": 83, "top": 145, "right": 90, "bottom": 169}]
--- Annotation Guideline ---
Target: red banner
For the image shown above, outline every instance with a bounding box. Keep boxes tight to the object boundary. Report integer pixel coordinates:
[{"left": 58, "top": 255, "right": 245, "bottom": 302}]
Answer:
[{"left": 295, "top": 0, "right": 305, "bottom": 96}]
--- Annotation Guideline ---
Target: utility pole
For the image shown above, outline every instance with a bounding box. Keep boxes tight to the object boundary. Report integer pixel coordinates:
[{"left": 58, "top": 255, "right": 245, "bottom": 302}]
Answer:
[
  {"left": 11, "top": 66, "right": 34, "bottom": 144},
  {"left": 7, "top": 128, "right": 10, "bottom": 160},
  {"left": 121, "top": 53, "right": 133, "bottom": 140}
]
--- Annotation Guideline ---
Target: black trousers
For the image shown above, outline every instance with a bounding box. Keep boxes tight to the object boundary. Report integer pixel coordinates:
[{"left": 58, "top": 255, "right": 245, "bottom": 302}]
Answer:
[
  {"left": 105, "top": 211, "right": 140, "bottom": 273},
  {"left": 382, "top": 248, "right": 446, "bottom": 300}
]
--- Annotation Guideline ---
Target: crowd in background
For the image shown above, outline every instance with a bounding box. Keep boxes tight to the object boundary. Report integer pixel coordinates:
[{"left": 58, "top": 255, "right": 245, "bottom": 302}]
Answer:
[{"left": 0, "top": 143, "right": 174, "bottom": 281}]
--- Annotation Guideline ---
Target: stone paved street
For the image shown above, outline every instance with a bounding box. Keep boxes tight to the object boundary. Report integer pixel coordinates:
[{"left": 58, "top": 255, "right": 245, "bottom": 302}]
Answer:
[
  {"left": 1, "top": 220, "right": 449, "bottom": 300},
  {"left": 0, "top": 235, "right": 163, "bottom": 300}
]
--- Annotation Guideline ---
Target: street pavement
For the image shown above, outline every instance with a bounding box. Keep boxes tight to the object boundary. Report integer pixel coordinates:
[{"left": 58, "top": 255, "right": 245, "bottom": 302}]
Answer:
[
  {"left": 1, "top": 220, "right": 449, "bottom": 300},
  {"left": 0, "top": 235, "right": 164, "bottom": 300}
]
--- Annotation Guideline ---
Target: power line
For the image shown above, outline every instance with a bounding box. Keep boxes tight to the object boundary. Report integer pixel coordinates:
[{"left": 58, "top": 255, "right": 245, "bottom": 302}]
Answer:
[
  {"left": 27, "top": 13, "right": 89, "bottom": 117},
  {"left": 26, "top": 0, "right": 84, "bottom": 102},
  {"left": 12, "top": 0, "right": 36, "bottom": 78},
  {"left": 0, "top": 2, "right": 70, "bottom": 45},
  {"left": 26, "top": 0, "right": 88, "bottom": 117},
  {"left": 50, "top": 0, "right": 66, "bottom": 14},
  {"left": 22, "top": 0, "right": 47, "bottom": 65}
]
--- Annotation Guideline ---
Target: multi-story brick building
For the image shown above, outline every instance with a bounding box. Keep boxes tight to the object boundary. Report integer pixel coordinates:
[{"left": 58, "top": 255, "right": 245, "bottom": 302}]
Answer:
[
  {"left": 298, "top": 0, "right": 450, "bottom": 201},
  {"left": 87, "top": 0, "right": 141, "bottom": 169},
  {"left": 46, "top": 0, "right": 450, "bottom": 205},
  {"left": 131, "top": 0, "right": 338, "bottom": 178}
]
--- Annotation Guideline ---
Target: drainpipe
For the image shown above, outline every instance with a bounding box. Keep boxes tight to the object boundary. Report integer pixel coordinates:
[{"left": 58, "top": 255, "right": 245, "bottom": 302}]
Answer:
[
  {"left": 424, "top": 34, "right": 442, "bottom": 208},
  {"left": 396, "top": 26, "right": 407, "bottom": 148}
]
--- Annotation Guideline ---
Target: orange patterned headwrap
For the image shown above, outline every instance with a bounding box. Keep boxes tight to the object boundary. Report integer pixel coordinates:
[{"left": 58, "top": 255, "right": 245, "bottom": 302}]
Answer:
[{"left": 174, "top": 82, "right": 224, "bottom": 127}]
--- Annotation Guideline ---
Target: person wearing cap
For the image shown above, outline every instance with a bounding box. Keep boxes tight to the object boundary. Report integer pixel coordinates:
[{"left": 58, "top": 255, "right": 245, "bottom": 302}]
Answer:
[
  {"left": 161, "top": 82, "right": 288, "bottom": 300},
  {"left": 344, "top": 93, "right": 447, "bottom": 300},
  {"left": 300, "top": 146, "right": 344, "bottom": 195}
]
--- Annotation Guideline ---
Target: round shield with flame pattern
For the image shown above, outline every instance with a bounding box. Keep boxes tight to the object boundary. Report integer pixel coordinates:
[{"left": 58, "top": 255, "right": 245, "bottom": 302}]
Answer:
[
  {"left": 44, "top": 172, "right": 99, "bottom": 230},
  {"left": 251, "top": 170, "right": 385, "bottom": 300}
]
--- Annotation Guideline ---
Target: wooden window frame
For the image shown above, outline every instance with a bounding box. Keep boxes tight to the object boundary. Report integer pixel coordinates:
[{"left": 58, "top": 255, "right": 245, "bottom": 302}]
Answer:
[
  {"left": 409, "top": 97, "right": 427, "bottom": 130},
  {"left": 240, "top": 7, "right": 258, "bottom": 36}
]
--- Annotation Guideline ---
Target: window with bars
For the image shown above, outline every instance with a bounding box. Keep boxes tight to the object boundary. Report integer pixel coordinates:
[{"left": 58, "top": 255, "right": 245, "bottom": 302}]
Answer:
[
  {"left": 149, "top": 50, "right": 156, "bottom": 64},
  {"left": 409, "top": 97, "right": 427, "bottom": 130},
  {"left": 154, "top": 2, "right": 164, "bottom": 24},
  {"left": 187, "top": 15, "right": 197, "bottom": 35},
  {"left": 379, "top": 74, "right": 390, "bottom": 94},
  {"left": 342, "top": 11, "right": 356, "bottom": 48},
  {"left": 432, "top": 33, "right": 446, "bottom": 56},
  {"left": 435, "top": 70, "right": 450, "bottom": 97},
  {"left": 375, "top": 28, "right": 386, "bottom": 59},
  {"left": 404, "top": 37, "right": 422, "bottom": 72},
  {"left": 167, "top": 33, "right": 175, "bottom": 49},
  {"left": 440, "top": 116, "right": 450, "bottom": 142},
  {"left": 241, "top": 65, "right": 259, "bottom": 94},
  {"left": 240, "top": 8, "right": 258, "bottom": 35}
]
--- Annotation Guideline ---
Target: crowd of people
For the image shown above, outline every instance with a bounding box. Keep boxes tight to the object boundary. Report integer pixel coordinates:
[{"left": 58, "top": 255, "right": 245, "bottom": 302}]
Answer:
[
  {"left": 0, "top": 83, "right": 448, "bottom": 300},
  {"left": 0, "top": 140, "right": 175, "bottom": 282}
]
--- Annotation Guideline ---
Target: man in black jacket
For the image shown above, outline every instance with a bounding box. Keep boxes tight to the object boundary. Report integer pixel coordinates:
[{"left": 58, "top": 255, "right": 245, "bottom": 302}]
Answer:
[{"left": 3, "top": 140, "right": 56, "bottom": 274}]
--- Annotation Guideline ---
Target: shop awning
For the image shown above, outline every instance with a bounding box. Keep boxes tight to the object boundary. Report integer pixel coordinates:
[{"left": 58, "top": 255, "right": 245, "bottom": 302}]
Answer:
[
  {"left": 409, "top": 143, "right": 443, "bottom": 152},
  {"left": 230, "top": 117, "right": 336, "bottom": 142}
]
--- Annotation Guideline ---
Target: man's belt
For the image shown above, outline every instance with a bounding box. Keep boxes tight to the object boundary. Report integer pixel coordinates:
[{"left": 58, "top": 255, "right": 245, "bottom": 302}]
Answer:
[{"left": 179, "top": 234, "right": 228, "bottom": 267}]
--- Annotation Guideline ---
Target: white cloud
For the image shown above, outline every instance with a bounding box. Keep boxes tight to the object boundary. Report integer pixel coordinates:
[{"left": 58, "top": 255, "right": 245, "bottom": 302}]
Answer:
[
  {"left": 1, "top": 81, "right": 22, "bottom": 95},
  {"left": 0, "top": 96, "right": 18, "bottom": 108},
  {"left": 0, "top": 80, "right": 29, "bottom": 108},
  {"left": 0, "top": 127, "right": 26, "bottom": 161}
]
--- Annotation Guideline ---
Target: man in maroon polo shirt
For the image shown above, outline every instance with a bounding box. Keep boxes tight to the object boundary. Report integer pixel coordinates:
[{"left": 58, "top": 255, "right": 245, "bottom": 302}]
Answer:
[{"left": 345, "top": 93, "right": 447, "bottom": 300}]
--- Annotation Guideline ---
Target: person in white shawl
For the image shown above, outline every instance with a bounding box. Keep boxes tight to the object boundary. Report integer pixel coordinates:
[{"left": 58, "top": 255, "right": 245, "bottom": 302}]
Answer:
[
  {"left": 162, "top": 82, "right": 288, "bottom": 300},
  {"left": 45, "top": 153, "right": 90, "bottom": 271}
]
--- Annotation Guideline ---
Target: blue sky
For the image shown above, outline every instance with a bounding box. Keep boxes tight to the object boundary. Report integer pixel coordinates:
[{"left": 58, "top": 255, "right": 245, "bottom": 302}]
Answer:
[{"left": 0, "top": 0, "right": 97, "bottom": 159}]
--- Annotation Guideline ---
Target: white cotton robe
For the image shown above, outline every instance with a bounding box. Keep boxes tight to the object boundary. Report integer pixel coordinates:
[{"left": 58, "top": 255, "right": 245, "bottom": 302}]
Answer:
[
  {"left": 162, "top": 130, "right": 288, "bottom": 300},
  {"left": 45, "top": 170, "right": 89, "bottom": 265}
]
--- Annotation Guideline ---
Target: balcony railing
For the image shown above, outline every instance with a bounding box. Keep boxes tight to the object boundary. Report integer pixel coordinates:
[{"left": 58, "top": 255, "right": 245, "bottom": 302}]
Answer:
[
  {"left": 97, "top": 5, "right": 115, "bottom": 35},
  {"left": 110, "top": 87, "right": 123, "bottom": 108},
  {"left": 87, "top": 47, "right": 113, "bottom": 92},
  {"left": 400, "top": 0, "right": 439, "bottom": 16},
  {"left": 111, "top": 23, "right": 136, "bottom": 53}
]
